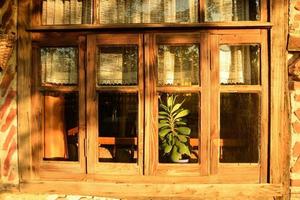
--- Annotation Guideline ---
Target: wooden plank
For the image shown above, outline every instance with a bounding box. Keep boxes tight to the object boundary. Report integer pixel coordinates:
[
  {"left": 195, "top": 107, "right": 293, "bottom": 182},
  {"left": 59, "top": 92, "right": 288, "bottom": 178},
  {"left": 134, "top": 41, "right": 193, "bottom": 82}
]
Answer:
[
  {"left": 98, "top": 137, "right": 138, "bottom": 145},
  {"left": 86, "top": 34, "right": 97, "bottom": 174},
  {"left": 200, "top": 33, "right": 209, "bottom": 175},
  {"left": 210, "top": 34, "right": 219, "bottom": 174},
  {"left": 156, "top": 86, "right": 201, "bottom": 93},
  {"left": 31, "top": 32, "right": 82, "bottom": 45},
  {"left": 17, "top": 0, "right": 32, "bottom": 181},
  {"left": 39, "top": 85, "right": 78, "bottom": 92},
  {"left": 270, "top": 1, "right": 290, "bottom": 200},
  {"left": 260, "top": 29, "right": 269, "bottom": 183},
  {"left": 219, "top": 34, "right": 261, "bottom": 44},
  {"left": 156, "top": 33, "right": 202, "bottom": 44},
  {"left": 27, "top": 22, "right": 273, "bottom": 32},
  {"left": 78, "top": 35, "right": 87, "bottom": 172},
  {"left": 144, "top": 33, "right": 157, "bottom": 175},
  {"left": 95, "top": 34, "right": 140, "bottom": 44},
  {"left": 20, "top": 181, "right": 283, "bottom": 198},
  {"left": 96, "top": 86, "right": 138, "bottom": 93},
  {"left": 138, "top": 34, "right": 145, "bottom": 175},
  {"left": 31, "top": 45, "right": 42, "bottom": 179},
  {"left": 220, "top": 85, "right": 262, "bottom": 93}
]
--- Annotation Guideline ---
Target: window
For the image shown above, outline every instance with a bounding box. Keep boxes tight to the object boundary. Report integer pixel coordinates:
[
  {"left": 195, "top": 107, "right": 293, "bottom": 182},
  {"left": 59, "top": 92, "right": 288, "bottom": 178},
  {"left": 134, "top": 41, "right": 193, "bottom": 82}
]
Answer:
[{"left": 29, "top": 0, "right": 268, "bottom": 183}]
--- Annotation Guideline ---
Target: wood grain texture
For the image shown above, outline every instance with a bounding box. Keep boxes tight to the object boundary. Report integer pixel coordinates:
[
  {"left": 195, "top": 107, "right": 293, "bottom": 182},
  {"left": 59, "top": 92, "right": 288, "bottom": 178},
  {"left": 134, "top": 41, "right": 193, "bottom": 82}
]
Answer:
[
  {"left": 270, "top": 1, "right": 290, "bottom": 200},
  {"left": 17, "top": 0, "right": 32, "bottom": 181},
  {"left": 20, "top": 181, "right": 283, "bottom": 199}
]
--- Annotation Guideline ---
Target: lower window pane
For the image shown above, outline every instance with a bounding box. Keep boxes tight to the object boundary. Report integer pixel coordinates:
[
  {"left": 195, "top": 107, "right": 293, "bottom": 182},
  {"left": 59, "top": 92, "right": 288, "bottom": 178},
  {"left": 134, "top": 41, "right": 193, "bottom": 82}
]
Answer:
[
  {"left": 98, "top": 93, "right": 138, "bottom": 163},
  {"left": 220, "top": 93, "right": 260, "bottom": 163},
  {"left": 44, "top": 92, "right": 79, "bottom": 161},
  {"left": 158, "top": 93, "right": 199, "bottom": 163}
]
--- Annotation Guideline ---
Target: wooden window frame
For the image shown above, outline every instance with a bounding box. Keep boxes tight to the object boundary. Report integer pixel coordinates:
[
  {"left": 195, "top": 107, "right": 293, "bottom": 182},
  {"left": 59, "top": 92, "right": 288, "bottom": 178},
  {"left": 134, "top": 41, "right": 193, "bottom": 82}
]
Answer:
[
  {"left": 30, "top": 33, "right": 87, "bottom": 179},
  {"left": 17, "top": 0, "right": 290, "bottom": 198},
  {"left": 86, "top": 34, "right": 144, "bottom": 175}
]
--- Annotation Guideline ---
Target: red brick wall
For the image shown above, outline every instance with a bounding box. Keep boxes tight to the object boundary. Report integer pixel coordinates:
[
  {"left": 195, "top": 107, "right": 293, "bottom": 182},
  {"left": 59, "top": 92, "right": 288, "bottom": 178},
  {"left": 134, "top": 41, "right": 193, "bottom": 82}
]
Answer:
[{"left": 0, "top": 0, "right": 18, "bottom": 185}]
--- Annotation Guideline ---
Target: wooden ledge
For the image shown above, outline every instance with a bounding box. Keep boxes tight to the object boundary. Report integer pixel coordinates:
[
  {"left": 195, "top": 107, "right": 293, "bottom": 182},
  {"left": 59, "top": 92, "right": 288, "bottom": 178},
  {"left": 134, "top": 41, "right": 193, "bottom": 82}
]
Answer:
[
  {"left": 19, "top": 181, "right": 283, "bottom": 199},
  {"left": 27, "top": 22, "right": 272, "bottom": 32}
]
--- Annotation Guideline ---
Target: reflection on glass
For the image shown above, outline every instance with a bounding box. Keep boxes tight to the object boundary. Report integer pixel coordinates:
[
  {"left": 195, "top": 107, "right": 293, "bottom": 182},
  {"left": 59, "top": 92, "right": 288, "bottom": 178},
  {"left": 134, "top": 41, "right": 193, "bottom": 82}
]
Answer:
[
  {"left": 158, "top": 45, "right": 199, "bottom": 86},
  {"left": 98, "top": 0, "right": 198, "bottom": 23},
  {"left": 220, "top": 93, "right": 260, "bottom": 163},
  {"left": 219, "top": 45, "right": 260, "bottom": 85},
  {"left": 98, "top": 93, "right": 138, "bottom": 163},
  {"left": 44, "top": 92, "right": 79, "bottom": 161},
  {"left": 41, "top": 47, "right": 78, "bottom": 85},
  {"left": 97, "top": 46, "right": 138, "bottom": 86},
  {"left": 158, "top": 93, "right": 199, "bottom": 163},
  {"left": 206, "top": 0, "right": 260, "bottom": 21}
]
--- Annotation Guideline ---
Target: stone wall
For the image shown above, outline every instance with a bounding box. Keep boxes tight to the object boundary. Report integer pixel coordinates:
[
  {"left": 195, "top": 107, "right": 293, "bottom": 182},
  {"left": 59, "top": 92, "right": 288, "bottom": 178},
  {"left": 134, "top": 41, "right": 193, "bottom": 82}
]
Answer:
[{"left": 0, "top": 0, "right": 18, "bottom": 185}]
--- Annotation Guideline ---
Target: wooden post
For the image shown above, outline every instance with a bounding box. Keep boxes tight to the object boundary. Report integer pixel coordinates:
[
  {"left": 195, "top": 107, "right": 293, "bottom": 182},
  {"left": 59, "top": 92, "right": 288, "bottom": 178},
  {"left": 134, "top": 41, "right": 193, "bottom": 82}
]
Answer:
[
  {"left": 17, "top": 0, "right": 32, "bottom": 181},
  {"left": 270, "top": 0, "right": 290, "bottom": 199}
]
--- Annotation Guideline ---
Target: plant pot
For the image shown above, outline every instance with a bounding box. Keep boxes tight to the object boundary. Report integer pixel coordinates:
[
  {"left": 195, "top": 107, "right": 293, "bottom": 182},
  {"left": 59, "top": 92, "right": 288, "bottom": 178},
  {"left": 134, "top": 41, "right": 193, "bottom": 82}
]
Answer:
[{"left": 173, "top": 158, "right": 189, "bottom": 163}]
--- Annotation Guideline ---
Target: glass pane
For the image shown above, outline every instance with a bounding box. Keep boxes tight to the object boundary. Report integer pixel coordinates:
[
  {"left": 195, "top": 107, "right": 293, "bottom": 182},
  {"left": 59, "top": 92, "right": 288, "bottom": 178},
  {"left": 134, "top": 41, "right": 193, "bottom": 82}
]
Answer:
[
  {"left": 98, "top": 0, "right": 198, "bottom": 23},
  {"left": 219, "top": 45, "right": 260, "bottom": 85},
  {"left": 97, "top": 46, "right": 138, "bottom": 86},
  {"left": 98, "top": 93, "right": 138, "bottom": 163},
  {"left": 43, "top": 92, "right": 79, "bottom": 161},
  {"left": 220, "top": 93, "right": 260, "bottom": 163},
  {"left": 206, "top": 0, "right": 260, "bottom": 21},
  {"left": 41, "top": 47, "right": 78, "bottom": 85},
  {"left": 158, "top": 45, "right": 199, "bottom": 86},
  {"left": 42, "top": 0, "right": 93, "bottom": 25},
  {"left": 158, "top": 93, "right": 199, "bottom": 163}
]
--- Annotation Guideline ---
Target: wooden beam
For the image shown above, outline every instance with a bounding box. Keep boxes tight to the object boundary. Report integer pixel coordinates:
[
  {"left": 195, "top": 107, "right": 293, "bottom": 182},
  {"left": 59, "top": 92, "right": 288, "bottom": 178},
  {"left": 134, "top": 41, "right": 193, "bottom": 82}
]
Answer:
[
  {"left": 270, "top": 0, "right": 290, "bottom": 199},
  {"left": 20, "top": 181, "right": 283, "bottom": 199},
  {"left": 17, "top": 0, "right": 32, "bottom": 181}
]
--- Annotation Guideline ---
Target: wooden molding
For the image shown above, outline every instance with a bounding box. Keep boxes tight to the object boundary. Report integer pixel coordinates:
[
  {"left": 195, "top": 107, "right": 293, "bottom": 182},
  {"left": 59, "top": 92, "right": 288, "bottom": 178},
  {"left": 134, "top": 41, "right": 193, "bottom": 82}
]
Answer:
[{"left": 20, "top": 181, "right": 283, "bottom": 199}]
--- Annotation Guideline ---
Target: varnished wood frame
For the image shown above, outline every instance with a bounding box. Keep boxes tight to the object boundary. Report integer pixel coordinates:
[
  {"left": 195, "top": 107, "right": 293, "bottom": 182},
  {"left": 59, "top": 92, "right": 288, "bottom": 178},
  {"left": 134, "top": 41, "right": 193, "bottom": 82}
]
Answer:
[
  {"left": 145, "top": 33, "right": 209, "bottom": 176},
  {"left": 86, "top": 34, "right": 144, "bottom": 175},
  {"left": 18, "top": 0, "right": 290, "bottom": 198},
  {"left": 210, "top": 30, "right": 269, "bottom": 183},
  {"left": 30, "top": 33, "right": 86, "bottom": 179}
]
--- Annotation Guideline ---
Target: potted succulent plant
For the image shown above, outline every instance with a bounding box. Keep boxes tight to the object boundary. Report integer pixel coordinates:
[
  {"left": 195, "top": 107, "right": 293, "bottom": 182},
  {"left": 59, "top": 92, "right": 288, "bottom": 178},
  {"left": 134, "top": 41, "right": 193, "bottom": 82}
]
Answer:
[{"left": 158, "top": 94, "right": 191, "bottom": 163}]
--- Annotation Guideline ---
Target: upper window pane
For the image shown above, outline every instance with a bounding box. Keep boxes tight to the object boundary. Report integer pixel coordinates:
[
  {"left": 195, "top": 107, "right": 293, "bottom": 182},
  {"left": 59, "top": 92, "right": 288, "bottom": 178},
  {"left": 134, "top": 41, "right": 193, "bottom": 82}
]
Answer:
[
  {"left": 206, "top": 0, "right": 260, "bottom": 21},
  {"left": 158, "top": 45, "right": 199, "bottom": 86},
  {"left": 98, "top": 0, "right": 198, "bottom": 24},
  {"left": 219, "top": 44, "right": 260, "bottom": 85},
  {"left": 97, "top": 46, "right": 138, "bottom": 86},
  {"left": 41, "top": 47, "right": 78, "bottom": 85}
]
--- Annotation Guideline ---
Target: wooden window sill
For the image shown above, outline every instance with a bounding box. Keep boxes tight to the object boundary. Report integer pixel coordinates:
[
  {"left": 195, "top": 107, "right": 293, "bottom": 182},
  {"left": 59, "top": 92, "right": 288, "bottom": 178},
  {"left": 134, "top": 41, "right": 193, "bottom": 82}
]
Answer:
[
  {"left": 19, "top": 181, "right": 283, "bottom": 199},
  {"left": 27, "top": 22, "right": 272, "bottom": 32}
]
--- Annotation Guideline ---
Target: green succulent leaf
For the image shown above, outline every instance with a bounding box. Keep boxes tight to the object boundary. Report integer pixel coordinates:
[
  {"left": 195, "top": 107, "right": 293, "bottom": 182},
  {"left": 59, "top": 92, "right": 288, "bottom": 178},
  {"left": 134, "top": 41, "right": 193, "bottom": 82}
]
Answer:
[
  {"left": 174, "top": 109, "right": 190, "bottom": 120},
  {"left": 175, "top": 121, "right": 187, "bottom": 126},
  {"left": 159, "top": 120, "right": 168, "bottom": 124},
  {"left": 167, "top": 95, "right": 174, "bottom": 108},
  {"left": 177, "top": 135, "right": 188, "bottom": 143},
  {"left": 160, "top": 104, "right": 169, "bottom": 111},
  {"left": 159, "top": 111, "right": 169, "bottom": 116},
  {"left": 159, "top": 115, "right": 168, "bottom": 119},
  {"left": 176, "top": 141, "right": 191, "bottom": 156},
  {"left": 158, "top": 123, "right": 169, "bottom": 129},
  {"left": 176, "top": 127, "right": 191, "bottom": 136},
  {"left": 170, "top": 146, "right": 182, "bottom": 162},
  {"left": 159, "top": 129, "right": 171, "bottom": 137},
  {"left": 171, "top": 103, "right": 182, "bottom": 114},
  {"left": 164, "top": 145, "right": 173, "bottom": 154}
]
